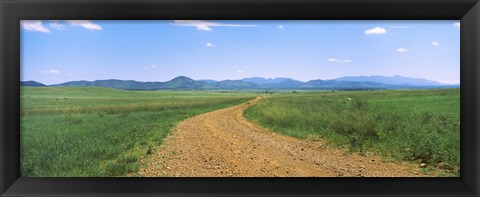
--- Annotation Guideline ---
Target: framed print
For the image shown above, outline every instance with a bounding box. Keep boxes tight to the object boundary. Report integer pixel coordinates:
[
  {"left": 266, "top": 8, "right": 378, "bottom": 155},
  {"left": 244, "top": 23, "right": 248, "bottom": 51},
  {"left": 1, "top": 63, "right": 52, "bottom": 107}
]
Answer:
[{"left": 1, "top": 0, "right": 479, "bottom": 196}]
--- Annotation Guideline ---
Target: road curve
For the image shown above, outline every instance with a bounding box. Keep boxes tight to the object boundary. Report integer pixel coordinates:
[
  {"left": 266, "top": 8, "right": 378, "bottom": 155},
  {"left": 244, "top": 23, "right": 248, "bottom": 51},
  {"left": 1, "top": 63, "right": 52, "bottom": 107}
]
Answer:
[{"left": 136, "top": 97, "right": 423, "bottom": 177}]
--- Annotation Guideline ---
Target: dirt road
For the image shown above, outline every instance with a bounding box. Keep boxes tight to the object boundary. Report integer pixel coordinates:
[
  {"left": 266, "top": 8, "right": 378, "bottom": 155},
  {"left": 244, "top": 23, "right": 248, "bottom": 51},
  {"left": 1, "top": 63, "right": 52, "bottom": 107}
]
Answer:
[{"left": 136, "top": 97, "right": 423, "bottom": 177}]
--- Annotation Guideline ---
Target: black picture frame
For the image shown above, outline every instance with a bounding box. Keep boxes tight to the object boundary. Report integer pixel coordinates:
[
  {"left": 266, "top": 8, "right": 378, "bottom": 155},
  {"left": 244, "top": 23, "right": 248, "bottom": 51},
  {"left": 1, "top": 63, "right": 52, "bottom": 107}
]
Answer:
[{"left": 1, "top": 0, "right": 479, "bottom": 196}]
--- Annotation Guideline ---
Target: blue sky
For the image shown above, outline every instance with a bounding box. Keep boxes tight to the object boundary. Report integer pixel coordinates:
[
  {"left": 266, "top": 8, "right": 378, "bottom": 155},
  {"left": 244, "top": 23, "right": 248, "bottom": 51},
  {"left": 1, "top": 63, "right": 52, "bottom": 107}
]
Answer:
[{"left": 21, "top": 20, "right": 460, "bottom": 85}]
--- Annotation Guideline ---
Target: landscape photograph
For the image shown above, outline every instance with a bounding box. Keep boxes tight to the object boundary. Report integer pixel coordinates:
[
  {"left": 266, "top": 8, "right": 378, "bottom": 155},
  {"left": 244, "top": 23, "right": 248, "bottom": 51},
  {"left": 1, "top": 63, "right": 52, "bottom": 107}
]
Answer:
[{"left": 20, "top": 20, "right": 460, "bottom": 177}]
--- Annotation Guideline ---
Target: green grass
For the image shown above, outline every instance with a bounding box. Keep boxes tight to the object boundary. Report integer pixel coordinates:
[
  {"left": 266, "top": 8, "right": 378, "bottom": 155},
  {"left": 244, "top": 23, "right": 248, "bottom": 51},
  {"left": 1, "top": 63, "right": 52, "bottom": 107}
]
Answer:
[
  {"left": 21, "top": 87, "right": 255, "bottom": 177},
  {"left": 244, "top": 89, "right": 460, "bottom": 176}
]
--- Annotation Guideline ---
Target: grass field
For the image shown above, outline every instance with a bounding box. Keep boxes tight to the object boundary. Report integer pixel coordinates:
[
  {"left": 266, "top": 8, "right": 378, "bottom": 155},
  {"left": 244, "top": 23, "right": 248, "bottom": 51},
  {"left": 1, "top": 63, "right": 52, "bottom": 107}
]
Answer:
[
  {"left": 244, "top": 89, "right": 460, "bottom": 176},
  {"left": 21, "top": 87, "right": 255, "bottom": 176},
  {"left": 21, "top": 87, "right": 460, "bottom": 177}
]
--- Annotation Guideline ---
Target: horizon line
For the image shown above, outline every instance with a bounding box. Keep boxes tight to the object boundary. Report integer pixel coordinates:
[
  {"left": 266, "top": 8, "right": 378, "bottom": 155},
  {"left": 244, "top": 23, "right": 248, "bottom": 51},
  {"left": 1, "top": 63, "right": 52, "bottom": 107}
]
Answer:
[{"left": 21, "top": 74, "right": 460, "bottom": 86}]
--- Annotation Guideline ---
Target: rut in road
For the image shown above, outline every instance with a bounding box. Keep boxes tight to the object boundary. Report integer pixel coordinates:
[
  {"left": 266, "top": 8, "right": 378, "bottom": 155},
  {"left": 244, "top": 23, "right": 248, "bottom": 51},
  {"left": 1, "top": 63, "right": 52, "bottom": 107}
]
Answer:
[{"left": 136, "top": 97, "right": 423, "bottom": 177}]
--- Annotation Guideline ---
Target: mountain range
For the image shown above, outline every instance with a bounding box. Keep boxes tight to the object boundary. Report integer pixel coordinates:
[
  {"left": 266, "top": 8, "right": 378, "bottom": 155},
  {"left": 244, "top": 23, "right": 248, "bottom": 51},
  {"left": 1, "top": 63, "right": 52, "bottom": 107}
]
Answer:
[
  {"left": 335, "top": 75, "right": 443, "bottom": 86},
  {"left": 21, "top": 81, "right": 47, "bottom": 87},
  {"left": 21, "top": 75, "right": 458, "bottom": 90}
]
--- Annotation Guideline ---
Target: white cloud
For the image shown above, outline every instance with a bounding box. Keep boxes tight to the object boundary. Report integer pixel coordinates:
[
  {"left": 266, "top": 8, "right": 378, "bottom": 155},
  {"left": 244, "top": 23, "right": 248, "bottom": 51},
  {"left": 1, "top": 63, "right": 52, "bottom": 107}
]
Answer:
[
  {"left": 66, "top": 20, "right": 102, "bottom": 30},
  {"left": 327, "top": 58, "right": 352, "bottom": 63},
  {"left": 144, "top": 64, "right": 157, "bottom": 70},
  {"left": 173, "top": 20, "right": 256, "bottom": 31},
  {"left": 21, "top": 20, "right": 50, "bottom": 33},
  {"left": 397, "top": 48, "right": 408, "bottom": 52},
  {"left": 432, "top": 42, "right": 440, "bottom": 46},
  {"left": 364, "top": 27, "right": 387, "bottom": 35},
  {"left": 23, "top": 20, "right": 103, "bottom": 32},
  {"left": 277, "top": 25, "right": 284, "bottom": 29},
  {"left": 237, "top": 69, "right": 244, "bottom": 73},
  {"left": 49, "top": 20, "right": 64, "bottom": 30},
  {"left": 206, "top": 42, "right": 215, "bottom": 47},
  {"left": 42, "top": 69, "right": 60, "bottom": 74},
  {"left": 454, "top": 21, "right": 460, "bottom": 29}
]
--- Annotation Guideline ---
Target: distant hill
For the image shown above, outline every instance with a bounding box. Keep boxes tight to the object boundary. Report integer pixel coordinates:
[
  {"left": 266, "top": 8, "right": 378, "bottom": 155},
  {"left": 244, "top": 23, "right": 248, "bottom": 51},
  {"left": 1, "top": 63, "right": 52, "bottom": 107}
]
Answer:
[
  {"left": 53, "top": 76, "right": 212, "bottom": 90},
  {"left": 47, "top": 75, "right": 456, "bottom": 90},
  {"left": 215, "top": 80, "right": 257, "bottom": 89},
  {"left": 160, "top": 76, "right": 207, "bottom": 89},
  {"left": 335, "top": 75, "right": 444, "bottom": 86},
  {"left": 269, "top": 79, "right": 305, "bottom": 89},
  {"left": 54, "top": 79, "right": 165, "bottom": 90},
  {"left": 197, "top": 79, "right": 218, "bottom": 84},
  {"left": 21, "top": 81, "right": 46, "bottom": 86}
]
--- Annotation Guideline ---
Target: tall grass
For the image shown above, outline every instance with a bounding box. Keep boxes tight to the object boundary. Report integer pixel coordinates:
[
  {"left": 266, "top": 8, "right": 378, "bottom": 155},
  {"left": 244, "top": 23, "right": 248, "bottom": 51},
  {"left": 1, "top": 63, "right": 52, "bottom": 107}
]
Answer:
[
  {"left": 21, "top": 87, "right": 255, "bottom": 176},
  {"left": 244, "top": 89, "right": 460, "bottom": 176}
]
